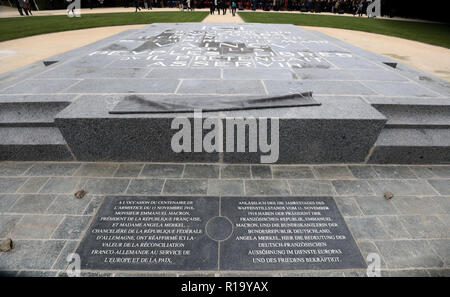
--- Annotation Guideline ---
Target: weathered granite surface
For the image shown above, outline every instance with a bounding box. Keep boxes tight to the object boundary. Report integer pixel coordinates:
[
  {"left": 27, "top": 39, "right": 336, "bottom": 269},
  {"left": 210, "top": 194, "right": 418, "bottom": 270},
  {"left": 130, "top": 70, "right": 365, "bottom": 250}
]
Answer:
[
  {"left": 0, "top": 23, "right": 449, "bottom": 163},
  {"left": 0, "top": 162, "right": 448, "bottom": 276}
]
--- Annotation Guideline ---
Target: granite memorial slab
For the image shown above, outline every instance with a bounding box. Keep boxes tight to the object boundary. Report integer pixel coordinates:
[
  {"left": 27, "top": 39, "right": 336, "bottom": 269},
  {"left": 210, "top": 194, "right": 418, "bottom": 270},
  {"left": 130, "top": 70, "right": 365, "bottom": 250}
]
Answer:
[
  {"left": 76, "top": 196, "right": 365, "bottom": 271},
  {"left": 1, "top": 23, "right": 448, "bottom": 163}
]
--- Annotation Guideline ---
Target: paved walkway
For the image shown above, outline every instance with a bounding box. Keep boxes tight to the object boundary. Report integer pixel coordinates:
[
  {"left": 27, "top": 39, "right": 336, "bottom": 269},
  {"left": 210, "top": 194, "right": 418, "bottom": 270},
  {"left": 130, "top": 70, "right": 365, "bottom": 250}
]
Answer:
[
  {"left": 0, "top": 162, "right": 448, "bottom": 276},
  {"left": 302, "top": 26, "right": 450, "bottom": 82},
  {"left": 0, "top": 25, "right": 145, "bottom": 75},
  {"left": 202, "top": 11, "right": 244, "bottom": 23}
]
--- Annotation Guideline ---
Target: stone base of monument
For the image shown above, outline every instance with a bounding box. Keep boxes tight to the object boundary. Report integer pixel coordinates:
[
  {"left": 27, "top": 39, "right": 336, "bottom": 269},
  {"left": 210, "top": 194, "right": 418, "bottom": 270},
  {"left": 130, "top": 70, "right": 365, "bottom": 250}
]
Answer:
[
  {"left": 54, "top": 95, "right": 386, "bottom": 163},
  {"left": 0, "top": 23, "right": 449, "bottom": 164}
]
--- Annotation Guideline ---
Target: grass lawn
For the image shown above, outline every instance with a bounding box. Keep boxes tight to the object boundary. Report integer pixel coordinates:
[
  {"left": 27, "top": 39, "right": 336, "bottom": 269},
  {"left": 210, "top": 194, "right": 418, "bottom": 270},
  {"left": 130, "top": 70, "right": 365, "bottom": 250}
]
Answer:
[
  {"left": 239, "top": 12, "right": 450, "bottom": 48},
  {"left": 0, "top": 12, "right": 208, "bottom": 42}
]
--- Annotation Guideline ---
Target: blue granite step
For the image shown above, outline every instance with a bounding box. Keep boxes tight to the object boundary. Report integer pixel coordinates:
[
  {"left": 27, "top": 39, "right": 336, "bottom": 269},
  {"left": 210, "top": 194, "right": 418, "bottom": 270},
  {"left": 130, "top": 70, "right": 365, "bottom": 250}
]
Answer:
[
  {"left": 0, "top": 102, "right": 70, "bottom": 127},
  {"left": 369, "top": 128, "right": 450, "bottom": 164},
  {"left": 373, "top": 103, "right": 450, "bottom": 129},
  {"left": 0, "top": 127, "right": 74, "bottom": 161}
]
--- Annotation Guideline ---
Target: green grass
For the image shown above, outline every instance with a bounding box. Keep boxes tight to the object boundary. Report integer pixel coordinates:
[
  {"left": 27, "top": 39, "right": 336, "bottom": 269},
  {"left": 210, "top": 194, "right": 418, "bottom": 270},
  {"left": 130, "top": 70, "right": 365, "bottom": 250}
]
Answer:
[
  {"left": 0, "top": 12, "right": 208, "bottom": 42},
  {"left": 239, "top": 12, "right": 450, "bottom": 48},
  {"left": 2, "top": 10, "right": 449, "bottom": 48}
]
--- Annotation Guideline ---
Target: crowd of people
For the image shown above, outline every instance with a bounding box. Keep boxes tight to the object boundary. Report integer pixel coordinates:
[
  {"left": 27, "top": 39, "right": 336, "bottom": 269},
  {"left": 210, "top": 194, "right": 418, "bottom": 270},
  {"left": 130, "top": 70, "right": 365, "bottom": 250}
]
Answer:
[
  {"left": 11, "top": 0, "right": 374, "bottom": 16},
  {"left": 166, "top": 0, "right": 373, "bottom": 15},
  {"left": 130, "top": 0, "right": 153, "bottom": 12},
  {"left": 84, "top": 0, "right": 372, "bottom": 15},
  {"left": 285, "top": 0, "right": 372, "bottom": 15},
  {"left": 136, "top": 0, "right": 374, "bottom": 15},
  {"left": 208, "top": 0, "right": 238, "bottom": 16},
  {"left": 217, "top": 0, "right": 372, "bottom": 15},
  {"left": 13, "top": 0, "right": 34, "bottom": 16}
]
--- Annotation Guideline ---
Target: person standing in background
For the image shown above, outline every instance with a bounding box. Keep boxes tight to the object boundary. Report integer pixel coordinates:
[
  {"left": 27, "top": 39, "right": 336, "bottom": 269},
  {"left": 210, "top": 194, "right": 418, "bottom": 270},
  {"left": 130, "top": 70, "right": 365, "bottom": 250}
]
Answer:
[
  {"left": 216, "top": 0, "right": 220, "bottom": 14},
  {"left": 15, "top": 0, "right": 24, "bottom": 16},
  {"left": 222, "top": 0, "right": 227, "bottom": 15},
  {"left": 210, "top": 0, "right": 215, "bottom": 14},
  {"left": 23, "top": 0, "right": 32, "bottom": 15},
  {"left": 334, "top": 0, "right": 340, "bottom": 13},
  {"left": 135, "top": 0, "right": 141, "bottom": 11},
  {"left": 357, "top": 1, "right": 363, "bottom": 16},
  {"left": 231, "top": 0, "right": 236, "bottom": 16}
]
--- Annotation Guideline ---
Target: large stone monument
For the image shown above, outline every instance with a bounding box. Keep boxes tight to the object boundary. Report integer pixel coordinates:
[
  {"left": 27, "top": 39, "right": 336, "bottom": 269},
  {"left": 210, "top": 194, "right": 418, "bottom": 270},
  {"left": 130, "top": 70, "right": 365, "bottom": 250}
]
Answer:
[{"left": 0, "top": 23, "right": 449, "bottom": 163}]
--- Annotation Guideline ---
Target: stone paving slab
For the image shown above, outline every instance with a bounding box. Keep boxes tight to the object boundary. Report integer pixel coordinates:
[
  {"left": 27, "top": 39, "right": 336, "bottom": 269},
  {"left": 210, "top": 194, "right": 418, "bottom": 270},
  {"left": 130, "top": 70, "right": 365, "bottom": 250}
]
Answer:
[{"left": 0, "top": 162, "right": 448, "bottom": 276}]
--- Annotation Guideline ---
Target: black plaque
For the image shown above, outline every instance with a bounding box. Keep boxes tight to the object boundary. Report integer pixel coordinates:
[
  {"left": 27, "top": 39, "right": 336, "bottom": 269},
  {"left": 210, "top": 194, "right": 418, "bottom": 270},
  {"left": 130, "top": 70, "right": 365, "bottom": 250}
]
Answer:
[
  {"left": 77, "top": 196, "right": 365, "bottom": 271},
  {"left": 76, "top": 196, "right": 219, "bottom": 270},
  {"left": 219, "top": 197, "right": 366, "bottom": 270}
]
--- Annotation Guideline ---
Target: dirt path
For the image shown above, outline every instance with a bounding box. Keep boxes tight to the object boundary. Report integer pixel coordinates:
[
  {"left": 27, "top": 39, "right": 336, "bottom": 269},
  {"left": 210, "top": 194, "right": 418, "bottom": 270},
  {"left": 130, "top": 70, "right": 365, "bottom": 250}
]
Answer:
[
  {"left": 303, "top": 26, "right": 450, "bottom": 81},
  {"left": 202, "top": 10, "right": 244, "bottom": 23},
  {"left": 0, "top": 25, "right": 145, "bottom": 74}
]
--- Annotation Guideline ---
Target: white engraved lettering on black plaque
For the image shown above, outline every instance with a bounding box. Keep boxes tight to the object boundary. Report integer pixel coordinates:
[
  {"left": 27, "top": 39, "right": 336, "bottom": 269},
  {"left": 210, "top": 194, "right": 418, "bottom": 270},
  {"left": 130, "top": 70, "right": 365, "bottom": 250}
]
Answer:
[
  {"left": 219, "top": 197, "right": 366, "bottom": 270},
  {"left": 77, "top": 196, "right": 365, "bottom": 271},
  {"left": 76, "top": 196, "right": 219, "bottom": 270}
]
